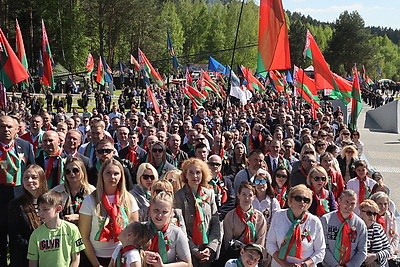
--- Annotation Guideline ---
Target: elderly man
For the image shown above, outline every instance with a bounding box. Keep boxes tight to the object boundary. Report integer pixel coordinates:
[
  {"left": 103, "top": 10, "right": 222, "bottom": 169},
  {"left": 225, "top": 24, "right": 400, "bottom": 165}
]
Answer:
[
  {"left": 321, "top": 190, "right": 367, "bottom": 266},
  {"left": 166, "top": 134, "right": 188, "bottom": 168},
  {"left": 114, "top": 126, "right": 130, "bottom": 152},
  {"left": 290, "top": 154, "right": 317, "bottom": 186},
  {"left": 0, "top": 116, "right": 35, "bottom": 266},
  {"left": 207, "top": 155, "right": 235, "bottom": 221},
  {"left": 63, "top": 129, "right": 89, "bottom": 168}
]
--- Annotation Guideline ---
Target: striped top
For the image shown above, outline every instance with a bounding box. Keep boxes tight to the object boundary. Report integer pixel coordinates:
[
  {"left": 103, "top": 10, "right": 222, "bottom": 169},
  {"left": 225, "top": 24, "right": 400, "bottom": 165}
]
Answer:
[{"left": 366, "top": 222, "right": 392, "bottom": 266}]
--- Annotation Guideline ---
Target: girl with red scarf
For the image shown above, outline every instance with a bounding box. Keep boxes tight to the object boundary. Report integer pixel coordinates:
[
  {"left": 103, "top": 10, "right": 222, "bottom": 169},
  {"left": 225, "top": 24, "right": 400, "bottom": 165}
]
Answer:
[
  {"left": 79, "top": 159, "right": 139, "bottom": 267},
  {"left": 266, "top": 184, "right": 326, "bottom": 267},
  {"left": 271, "top": 166, "right": 291, "bottom": 208},
  {"left": 306, "top": 166, "right": 338, "bottom": 217},
  {"left": 109, "top": 222, "right": 152, "bottom": 267},
  {"left": 174, "top": 158, "right": 221, "bottom": 267},
  {"left": 145, "top": 191, "right": 192, "bottom": 266}
]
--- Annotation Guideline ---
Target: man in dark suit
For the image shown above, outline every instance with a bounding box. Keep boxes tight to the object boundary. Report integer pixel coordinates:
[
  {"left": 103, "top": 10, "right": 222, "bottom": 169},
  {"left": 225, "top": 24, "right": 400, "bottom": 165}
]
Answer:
[
  {"left": 36, "top": 130, "right": 66, "bottom": 189},
  {"left": 0, "top": 116, "right": 35, "bottom": 266},
  {"left": 119, "top": 131, "right": 147, "bottom": 179},
  {"left": 63, "top": 129, "right": 89, "bottom": 170}
]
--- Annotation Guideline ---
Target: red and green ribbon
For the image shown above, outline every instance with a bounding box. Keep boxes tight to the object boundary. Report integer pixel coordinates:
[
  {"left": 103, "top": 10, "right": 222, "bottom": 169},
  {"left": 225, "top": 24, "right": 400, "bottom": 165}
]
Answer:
[
  {"left": 149, "top": 220, "right": 169, "bottom": 263},
  {"left": 311, "top": 187, "right": 329, "bottom": 217},
  {"left": 0, "top": 141, "right": 23, "bottom": 186},
  {"left": 278, "top": 208, "right": 307, "bottom": 260},
  {"left": 235, "top": 205, "right": 257, "bottom": 244},
  {"left": 191, "top": 185, "right": 209, "bottom": 245},
  {"left": 334, "top": 211, "right": 353, "bottom": 265},
  {"left": 115, "top": 245, "right": 137, "bottom": 267},
  {"left": 209, "top": 173, "right": 228, "bottom": 204}
]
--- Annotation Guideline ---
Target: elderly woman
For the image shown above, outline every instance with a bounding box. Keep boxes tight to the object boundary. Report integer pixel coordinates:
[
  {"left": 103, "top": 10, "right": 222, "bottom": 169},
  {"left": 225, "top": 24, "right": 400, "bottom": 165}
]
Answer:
[
  {"left": 337, "top": 145, "right": 358, "bottom": 183},
  {"left": 149, "top": 141, "right": 175, "bottom": 179},
  {"left": 271, "top": 166, "right": 291, "bottom": 208},
  {"left": 52, "top": 157, "right": 95, "bottom": 224},
  {"left": 359, "top": 200, "right": 392, "bottom": 267},
  {"left": 370, "top": 192, "right": 399, "bottom": 260},
  {"left": 266, "top": 184, "right": 326, "bottom": 267},
  {"left": 306, "top": 166, "right": 338, "bottom": 217},
  {"left": 8, "top": 165, "right": 48, "bottom": 267},
  {"left": 174, "top": 158, "right": 221, "bottom": 267},
  {"left": 129, "top": 163, "right": 159, "bottom": 222}
]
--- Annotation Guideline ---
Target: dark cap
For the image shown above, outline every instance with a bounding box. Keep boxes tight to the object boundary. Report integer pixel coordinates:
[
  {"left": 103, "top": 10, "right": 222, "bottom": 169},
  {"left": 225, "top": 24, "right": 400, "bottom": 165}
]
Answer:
[{"left": 243, "top": 243, "right": 264, "bottom": 260}]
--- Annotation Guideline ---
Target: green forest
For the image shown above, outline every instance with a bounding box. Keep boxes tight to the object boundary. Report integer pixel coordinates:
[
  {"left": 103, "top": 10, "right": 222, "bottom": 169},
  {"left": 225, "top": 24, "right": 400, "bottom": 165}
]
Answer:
[{"left": 1, "top": 0, "right": 400, "bottom": 80}]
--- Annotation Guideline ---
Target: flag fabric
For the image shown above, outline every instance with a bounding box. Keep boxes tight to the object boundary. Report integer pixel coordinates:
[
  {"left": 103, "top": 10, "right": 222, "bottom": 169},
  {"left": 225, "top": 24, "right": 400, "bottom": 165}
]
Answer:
[
  {"left": 167, "top": 32, "right": 179, "bottom": 73},
  {"left": 293, "top": 65, "right": 321, "bottom": 115},
  {"left": 240, "top": 65, "right": 265, "bottom": 92},
  {"left": 286, "top": 70, "right": 293, "bottom": 83},
  {"left": 185, "top": 84, "right": 207, "bottom": 104},
  {"left": 229, "top": 70, "right": 251, "bottom": 105},
  {"left": 0, "top": 28, "right": 30, "bottom": 89},
  {"left": 86, "top": 53, "right": 94, "bottom": 75},
  {"left": 186, "top": 69, "right": 194, "bottom": 86},
  {"left": 257, "top": 0, "right": 291, "bottom": 73},
  {"left": 15, "top": 19, "right": 30, "bottom": 86},
  {"left": 349, "top": 65, "right": 362, "bottom": 130},
  {"left": 362, "top": 65, "right": 374, "bottom": 85},
  {"left": 119, "top": 62, "right": 129, "bottom": 84},
  {"left": 146, "top": 85, "right": 160, "bottom": 114},
  {"left": 66, "top": 76, "right": 78, "bottom": 92},
  {"left": 96, "top": 58, "right": 105, "bottom": 85},
  {"left": 376, "top": 66, "right": 382, "bottom": 77},
  {"left": 269, "top": 70, "right": 285, "bottom": 93},
  {"left": 200, "top": 70, "right": 225, "bottom": 99},
  {"left": 38, "top": 50, "right": 44, "bottom": 82},
  {"left": 101, "top": 57, "right": 113, "bottom": 84},
  {"left": 130, "top": 55, "right": 140, "bottom": 71},
  {"left": 208, "top": 56, "right": 226, "bottom": 74},
  {"left": 138, "top": 48, "right": 165, "bottom": 88},
  {"left": 331, "top": 72, "right": 352, "bottom": 104},
  {"left": 41, "top": 20, "right": 55, "bottom": 90}
]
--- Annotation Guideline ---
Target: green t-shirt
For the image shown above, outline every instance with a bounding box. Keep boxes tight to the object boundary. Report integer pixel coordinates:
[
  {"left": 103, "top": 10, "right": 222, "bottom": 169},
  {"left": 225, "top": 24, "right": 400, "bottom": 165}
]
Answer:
[{"left": 27, "top": 220, "right": 85, "bottom": 266}]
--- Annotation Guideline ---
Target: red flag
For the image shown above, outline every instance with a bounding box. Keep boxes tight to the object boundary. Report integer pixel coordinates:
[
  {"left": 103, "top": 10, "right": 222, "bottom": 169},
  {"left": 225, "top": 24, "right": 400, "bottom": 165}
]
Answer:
[
  {"left": 138, "top": 49, "right": 165, "bottom": 88},
  {"left": 147, "top": 85, "right": 160, "bottom": 114},
  {"left": 270, "top": 70, "right": 285, "bottom": 93},
  {"left": 96, "top": 58, "right": 104, "bottom": 85},
  {"left": 41, "top": 20, "right": 54, "bottom": 89},
  {"left": 130, "top": 54, "right": 140, "bottom": 71},
  {"left": 257, "top": 0, "right": 291, "bottom": 72},
  {"left": 15, "top": 19, "right": 29, "bottom": 85},
  {"left": 0, "top": 28, "right": 30, "bottom": 88},
  {"left": 86, "top": 53, "right": 94, "bottom": 74},
  {"left": 241, "top": 65, "right": 265, "bottom": 92},
  {"left": 293, "top": 65, "right": 321, "bottom": 114}
]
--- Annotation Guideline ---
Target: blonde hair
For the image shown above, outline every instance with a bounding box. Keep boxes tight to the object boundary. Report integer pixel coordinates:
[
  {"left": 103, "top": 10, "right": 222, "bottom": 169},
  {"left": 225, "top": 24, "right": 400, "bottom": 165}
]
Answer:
[
  {"left": 125, "top": 222, "right": 153, "bottom": 264},
  {"left": 136, "top": 163, "right": 159, "bottom": 185},
  {"left": 164, "top": 169, "right": 183, "bottom": 192},
  {"left": 306, "top": 166, "right": 328, "bottom": 186},
  {"left": 288, "top": 184, "right": 313, "bottom": 207},
  {"left": 151, "top": 180, "right": 174, "bottom": 196},
  {"left": 93, "top": 159, "right": 133, "bottom": 219},
  {"left": 150, "top": 191, "right": 174, "bottom": 207},
  {"left": 340, "top": 145, "right": 357, "bottom": 159},
  {"left": 64, "top": 158, "right": 91, "bottom": 196},
  {"left": 360, "top": 199, "right": 379, "bottom": 213},
  {"left": 180, "top": 158, "right": 211, "bottom": 187}
]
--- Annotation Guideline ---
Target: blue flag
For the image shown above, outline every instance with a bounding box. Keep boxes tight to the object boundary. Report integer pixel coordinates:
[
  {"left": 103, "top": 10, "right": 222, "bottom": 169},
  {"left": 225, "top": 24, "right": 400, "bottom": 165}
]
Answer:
[
  {"left": 286, "top": 70, "right": 293, "bottom": 83},
  {"left": 66, "top": 76, "right": 78, "bottom": 92},
  {"left": 119, "top": 62, "right": 133, "bottom": 84},
  {"left": 208, "top": 56, "right": 226, "bottom": 74},
  {"left": 101, "top": 57, "right": 113, "bottom": 83},
  {"left": 167, "top": 32, "right": 179, "bottom": 72}
]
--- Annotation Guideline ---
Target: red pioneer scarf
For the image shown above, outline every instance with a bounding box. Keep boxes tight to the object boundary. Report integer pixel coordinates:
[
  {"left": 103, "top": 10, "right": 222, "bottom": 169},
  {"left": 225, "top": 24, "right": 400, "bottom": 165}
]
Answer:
[
  {"left": 311, "top": 186, "right": 330, "bottom": 217},
  {"left": 357, "top": 177, "right": 366, "bottom": 204},
  {"left": 274, "top": 186, "right": 287, "bottom": 208},
  {"left": 149, "top": 220, "right": 169, "bottom": 263},
  {"left": 0, "top": 141, "right": 23, "bottom": 186},
  {"left": 334, "top": 211, "right": 353, "bottom": 265},
  {"left": 115, "top": 245, "right": 137, "bottom": 267},
  {"left": 44, "top": 149, "right": 64, "bottom": 185},
  {"left": 278, "top": 209, "right": 307, "bottom": 260},
  {"left": 191, "top": 185, "right": 209, "bottom": 245},
  {"left": 235, "top": 205, "right": 257, "bottom": 244},
  {"left": 126, "top": 146, "right": 138, "bottom": 166},
  {"left": 95, "top": 191, "right": 129, "bottom": 242},
  {"left": 209, "top": 173, "right": 228, "bottom": 204},
  {"left": 377, "top": 215, "right": 387, "bottom": 232}
]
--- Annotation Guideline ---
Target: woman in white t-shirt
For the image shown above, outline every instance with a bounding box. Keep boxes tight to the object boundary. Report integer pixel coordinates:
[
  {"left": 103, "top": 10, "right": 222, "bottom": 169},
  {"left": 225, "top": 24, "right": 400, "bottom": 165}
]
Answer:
[{"left": 79, "top": 158, "right": 139, "bottom": 267}]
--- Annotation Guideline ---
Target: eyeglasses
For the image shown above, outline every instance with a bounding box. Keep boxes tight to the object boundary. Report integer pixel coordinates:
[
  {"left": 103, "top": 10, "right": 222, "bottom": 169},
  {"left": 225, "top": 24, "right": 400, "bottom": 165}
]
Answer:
[
  {"left": 320, "top": 134, "right": 327, "bottom": 137},
  {"left": 208, "top": 162, "right": 222, "bottom": 167},
  {"left": 361, "top": 210, "right": 378, "bottom": 217},
  {"left": 142, "top": 174, "right": 156, "bottom": 180},
  {"left": 342, "top": 132, "right": 350, "bottom": 136},
  {"left": 284, "top": 145, "right": 292, "bottom": 149},
  {"left": 317, "top": 143, "right": 325, "bottom": 147},
  {"left": 152, "top": 148, "right": 164, "bottom": 153},
  {"left": 276, "top": 173, "right": 288, "bottom": 179},
  {"left": 293, "top": 195, "right": 311, "bottom": 204},
  {"left": 65, "top": 167, "right": 80, "bottom": 175},
  {"left": 96, "top": 148, "right": 113, "bottom": 154},
  {"left": 254, "top": 128, "right": 262, "bottom": 132},
  {"left": 254, "top": 179, "right": 267, "bottom": 185},
  {"left": 313, "top": 176, "right": 327, "bottom": 182}
]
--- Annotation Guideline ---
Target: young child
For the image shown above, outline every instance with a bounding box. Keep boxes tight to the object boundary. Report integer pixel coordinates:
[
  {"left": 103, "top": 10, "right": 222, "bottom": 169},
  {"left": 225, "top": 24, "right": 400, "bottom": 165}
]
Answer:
[
  {"left": 27, "top": 191, "right": 85, "bottom": 267},
  {"left": 225, "top": 243, "right": 263, "bottom": 267},
  {"left": 108, "top": 222, "right": 152, "bottom": 267},
  {"left": 346, "top": 160, "right": 377, "bottom": 215}
]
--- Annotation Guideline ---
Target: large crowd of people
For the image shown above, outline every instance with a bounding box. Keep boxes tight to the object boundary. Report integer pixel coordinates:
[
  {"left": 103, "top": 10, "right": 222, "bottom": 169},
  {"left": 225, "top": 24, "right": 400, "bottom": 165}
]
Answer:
[{"left": 0, "top": 83, "right": 398, "bottom": 267}]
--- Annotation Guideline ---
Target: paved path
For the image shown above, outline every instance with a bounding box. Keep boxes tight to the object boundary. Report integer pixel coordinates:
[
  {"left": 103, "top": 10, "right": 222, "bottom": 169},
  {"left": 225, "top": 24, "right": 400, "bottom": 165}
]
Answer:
[{"left": 357, "top": 102, "right": 400, "bottom": 210}]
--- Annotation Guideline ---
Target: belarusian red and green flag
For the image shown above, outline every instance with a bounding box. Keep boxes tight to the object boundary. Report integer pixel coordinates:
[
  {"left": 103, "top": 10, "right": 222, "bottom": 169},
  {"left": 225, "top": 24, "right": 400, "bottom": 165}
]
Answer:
[
  {"left": 304, "top": 30, "right": 351, "bottom": 105},
  {"left": 138, "top": 48, "right": 165, "bottom": 88},
  {"left": 130, "top": 55, "right": 140, "bottom": 71},
  {"left": 0, "top": 28, "right": 29, "bottom": 89},
  {"left": 146, "top": 85, "right": 160, "bottom": 114},
  {"left": 86, "top": 53, "right": 94, "bottom": 75},
  {"left": 269, "top": 70, "right": 284, "bottom": 93},
  {"left": 96, "top": 57, "right": 105, "bottom": 85},
  {"left": 349, "top": 65, "right": 362, "bottom": 130},
  {"left": 240, "top": 65, "right": 265, "bottom": 92},
  {"left": 257, "top": 0, "right": 291, "bottom": 73},
  {"left": 186, "top": 83, "right": 206, "bottom": 104},
  {"left": 293, "top": 65, "right": 321, "bottom": 118},
  {"left": 41, "top": 20, "right": 55, "bottom": 90},
  {"left": 362, "top": 65, "right": 374, "bottom": 85},
  {"left": 200, "top": 70, "right": 225, "bottom": 99},
  {"left": 15, "top": 19, "right": 30, "bottom": 88},
  {"left": 331, "top": 72, "right": 352, "bottom": 104}
]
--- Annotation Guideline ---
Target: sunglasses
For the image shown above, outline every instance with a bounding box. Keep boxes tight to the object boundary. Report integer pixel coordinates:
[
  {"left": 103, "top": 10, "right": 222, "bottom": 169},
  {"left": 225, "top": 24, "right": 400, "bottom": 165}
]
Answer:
[
  {"left": 361, "top": 210, "right": 378, "bottom": 217},
  {"left": 317, "top": 143, "right": 325, "bottom": 147},
  {"left": 142, "top": 174, "right": 156, "bottom": 180},
  {"left": 342, "top": 132, "right": 350, "bottom": 136},
  {"left": 254, "top": 179, "right": 267, "bottom": 185},
  {"left": 293, "top": 195, "right": 311, "bottom": 204},
  {"left": 96, "top": 148, "right": 113, "bottom": 154},
  {"left": 65, "top": 167, "right": 80, "bottom": 175},
  {"left": 195, "top": 138, "right": 206, "bottom": 141},
  {"left": 276, "top": 173, "right": 288, "bottom": 179},
  {"left": 208, "top": 162, "right": 222, "bottom": 167},
  {"left": 313, "top": 176, "right": 327, "bottom": 182},
  {"left": 152, "top": 148, "right": 164, "bottom": 153}
]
